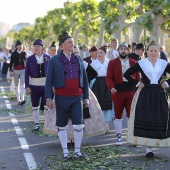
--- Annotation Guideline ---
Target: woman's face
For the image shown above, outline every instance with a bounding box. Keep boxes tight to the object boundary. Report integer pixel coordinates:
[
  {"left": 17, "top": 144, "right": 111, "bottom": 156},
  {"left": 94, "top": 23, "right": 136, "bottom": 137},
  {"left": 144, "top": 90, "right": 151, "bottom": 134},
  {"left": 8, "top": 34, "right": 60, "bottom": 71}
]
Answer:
[
  {"left": 49, "top": 47, "right": 57, "bottom": 57},
  {"left": 147, "top": 45, "right": 159, "bottom": 59},
  {"left": 97, "top": 49, "right": 105, "bottom": 60}
]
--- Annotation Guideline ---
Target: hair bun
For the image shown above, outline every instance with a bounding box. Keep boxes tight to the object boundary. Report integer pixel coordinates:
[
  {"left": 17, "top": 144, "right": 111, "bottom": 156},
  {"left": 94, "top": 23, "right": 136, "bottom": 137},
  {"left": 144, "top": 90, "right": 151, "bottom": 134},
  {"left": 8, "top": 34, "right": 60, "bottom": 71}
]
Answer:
[{"left": 99, "top": 46, "right": 106, "bottom": 53}]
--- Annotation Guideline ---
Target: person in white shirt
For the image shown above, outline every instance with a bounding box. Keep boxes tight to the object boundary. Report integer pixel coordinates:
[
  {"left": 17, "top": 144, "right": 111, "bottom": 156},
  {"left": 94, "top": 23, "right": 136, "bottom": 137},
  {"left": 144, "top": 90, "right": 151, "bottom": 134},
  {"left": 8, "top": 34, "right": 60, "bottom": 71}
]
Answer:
[
  {"left": 79, "top": 45, "right": 90, "bottom": 59},
  {"left": 106, "top": 38, "right": 119, "bottom": 60}
]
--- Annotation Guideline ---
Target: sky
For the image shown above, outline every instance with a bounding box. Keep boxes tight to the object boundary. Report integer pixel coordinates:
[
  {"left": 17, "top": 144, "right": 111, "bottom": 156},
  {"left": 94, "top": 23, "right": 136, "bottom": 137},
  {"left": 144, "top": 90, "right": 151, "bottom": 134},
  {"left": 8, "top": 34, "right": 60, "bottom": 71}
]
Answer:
[{"left": 0, "top": 0, "right": 80, "bottom": 28}]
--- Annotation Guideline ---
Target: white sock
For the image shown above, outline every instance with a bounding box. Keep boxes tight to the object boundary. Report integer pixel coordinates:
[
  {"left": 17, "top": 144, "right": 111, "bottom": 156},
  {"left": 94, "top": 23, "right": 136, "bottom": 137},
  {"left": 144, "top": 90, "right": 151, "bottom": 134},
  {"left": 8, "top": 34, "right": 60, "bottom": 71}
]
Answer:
[
  {"left": 14, "top": 86, "right": 20, "bottom": 102},
  {"left": 20, "top": 86, "right": 25, "bottom": 101},
  {"left": 32, "top": 107, "right": 39, "bottom": 124},
  {"left": 146, "top": 147, "right": 152, "bottom": 153},
  {"left": 114, "top": 119, "right": 122, "bottom": 134},
  {"left": 58, "top": 127, "right": 69, "bottom": 155},
  {"left": 73, "top": 125, "right": 84, "bottom": 154}
]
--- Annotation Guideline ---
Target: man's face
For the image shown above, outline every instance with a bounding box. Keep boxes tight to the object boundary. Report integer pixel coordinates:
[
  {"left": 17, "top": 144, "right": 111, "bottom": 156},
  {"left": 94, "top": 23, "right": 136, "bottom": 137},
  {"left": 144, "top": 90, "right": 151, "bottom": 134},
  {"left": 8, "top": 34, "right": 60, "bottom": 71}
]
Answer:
[
  {"left": 90, "top": 51, "right": 97, "bottom": 59},
  {"left": 112, "top": 40, "right": 118, "bottom": 49},
  {"left": 62, "top": 38, "right": 74, "bottom": 52},
  {"left": 135, "top": 49, "right": 144, "bottom": 56},
  {"left": 118, "top": 47, "right": 129, "bottom": 58},
  {"left": 16, "top": 44, "right": 22, "bottom": 51},
  {"left": 73, "top": 48, "right": 79, "bottom": 55},
  {"left": 33, "top": 45, "right": 43, "bottom": 54}
]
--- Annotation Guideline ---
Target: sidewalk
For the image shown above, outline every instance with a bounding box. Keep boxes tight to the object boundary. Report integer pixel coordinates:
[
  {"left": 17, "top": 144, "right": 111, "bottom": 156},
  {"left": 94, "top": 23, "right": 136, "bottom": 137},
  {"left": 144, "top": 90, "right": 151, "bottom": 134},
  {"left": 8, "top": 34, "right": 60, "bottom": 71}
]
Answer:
[{"left": 0, "top": 80, "right": 169, "bottom": 170}]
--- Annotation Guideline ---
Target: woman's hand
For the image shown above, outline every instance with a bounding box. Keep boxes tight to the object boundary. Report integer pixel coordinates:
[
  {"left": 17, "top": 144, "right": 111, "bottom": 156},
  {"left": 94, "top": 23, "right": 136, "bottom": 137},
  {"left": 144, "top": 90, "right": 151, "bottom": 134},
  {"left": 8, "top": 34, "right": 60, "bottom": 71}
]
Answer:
[{"left": 137, "top": 82, "right": 144, "bottom": 89}]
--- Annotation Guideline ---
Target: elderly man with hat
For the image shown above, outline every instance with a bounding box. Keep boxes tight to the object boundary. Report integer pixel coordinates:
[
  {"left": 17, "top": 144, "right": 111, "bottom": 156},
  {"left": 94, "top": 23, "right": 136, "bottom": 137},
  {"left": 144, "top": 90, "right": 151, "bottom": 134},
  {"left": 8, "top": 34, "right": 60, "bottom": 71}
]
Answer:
[
  {"left": 9, "top": 40, "right": 27, "bottom": 105},
  {"left": 45, "top": 31, "right": 89, "bottom": 161},
  {"left": 25, "top": 39, "right": 50, "bottom": 131},
  {"left": 128, "top": 43, "right": 145, "bottom": 61},
  {"left": 83, "top": 45, "right": 98, "bottom": 64},
  {"left": 106, "top": 43, "right": 140, "bottom": 145}
]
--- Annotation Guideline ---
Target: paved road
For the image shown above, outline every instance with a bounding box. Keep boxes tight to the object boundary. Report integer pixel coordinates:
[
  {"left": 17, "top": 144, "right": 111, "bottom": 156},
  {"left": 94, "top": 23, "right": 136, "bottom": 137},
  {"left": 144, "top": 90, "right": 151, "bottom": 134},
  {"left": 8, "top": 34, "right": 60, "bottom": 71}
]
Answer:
[{"left": 0, "top": 80, "right": 170, "bottom": 170}]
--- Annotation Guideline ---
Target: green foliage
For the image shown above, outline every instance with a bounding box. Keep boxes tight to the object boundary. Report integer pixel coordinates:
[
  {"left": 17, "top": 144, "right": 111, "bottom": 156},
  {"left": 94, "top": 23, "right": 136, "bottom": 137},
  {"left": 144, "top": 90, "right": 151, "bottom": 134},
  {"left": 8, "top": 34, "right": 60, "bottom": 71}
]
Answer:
[{"left": 3, "top": 0, "right": 170, "bottom": 45}]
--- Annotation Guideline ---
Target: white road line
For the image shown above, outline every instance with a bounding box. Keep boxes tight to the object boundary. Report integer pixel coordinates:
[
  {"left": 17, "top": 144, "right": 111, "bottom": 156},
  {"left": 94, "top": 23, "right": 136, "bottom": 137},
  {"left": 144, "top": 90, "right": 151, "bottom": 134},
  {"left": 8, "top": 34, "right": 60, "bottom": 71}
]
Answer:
[
  {"left": 4, "top": 100, "right": 10, "bottom": 103},
  {"left": 6, "top": 104, "right": 12, "bottom": 109},
  {"left": 14, "top": 126, "right": 23, "bottom": 136},
  {"left": 9, "top": 112, "right": 15, "bottom": 116},
  {"left": 18, "top": 138, "right": 29, "bottom": 149},
  {"left": 11, "top": 118, "right": 18, "bottom": 124},
  {"left": 1, "top": 86, "right": 38, "bottom": 170},
  {"left": 24, "top": 153, "right": 37, "bottom": 170}
]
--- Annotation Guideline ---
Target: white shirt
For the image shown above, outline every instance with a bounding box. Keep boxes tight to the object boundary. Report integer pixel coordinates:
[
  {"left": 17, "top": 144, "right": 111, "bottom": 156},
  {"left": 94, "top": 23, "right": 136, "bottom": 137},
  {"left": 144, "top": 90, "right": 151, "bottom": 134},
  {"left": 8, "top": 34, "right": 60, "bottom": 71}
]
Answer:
[
  {"left": 90, "top": 58, "right": 109, "bottom": 76},
  {"left": 83, "top": 52, "right": 86, "bottom": 58},
  {"left": 119, "top": 58, "right": 130, "bottom": 82},
  {"left": 138, "top": 58, "right": 168, "bottom": 84},
  {"left": 112, "top": 49, "right": 119, "bottom": 58},
  {"left": 35, "top": 54, "right": 44, "bottom": 64},
  {"left": 63, "top": 52, "right": 72, "bottom": 61}
]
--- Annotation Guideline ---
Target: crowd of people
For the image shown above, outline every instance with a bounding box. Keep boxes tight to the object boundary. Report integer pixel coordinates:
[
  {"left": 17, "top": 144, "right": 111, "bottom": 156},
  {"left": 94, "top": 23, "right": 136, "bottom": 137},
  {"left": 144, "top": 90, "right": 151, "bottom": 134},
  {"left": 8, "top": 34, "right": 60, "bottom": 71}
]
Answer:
[{"left": 0, "top": 31, "right": 170, "bottom": 161}]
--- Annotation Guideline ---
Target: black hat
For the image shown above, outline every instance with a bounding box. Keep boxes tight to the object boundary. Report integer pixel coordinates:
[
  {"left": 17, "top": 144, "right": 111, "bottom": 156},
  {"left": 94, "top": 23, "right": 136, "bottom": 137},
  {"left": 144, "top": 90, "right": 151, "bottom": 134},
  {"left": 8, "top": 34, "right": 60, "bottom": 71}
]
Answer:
[
  {"left": 50, "top": 41, "right": 56, "bottom": 48},
  {"left": 135, "top": 43, "right": 144, "bottom": 50},
  {"left": 15, "top": 40, "right": 22, "bottom": 47},
  {"left": 58, "top": 31, "right": 72, "bottom": 46}
]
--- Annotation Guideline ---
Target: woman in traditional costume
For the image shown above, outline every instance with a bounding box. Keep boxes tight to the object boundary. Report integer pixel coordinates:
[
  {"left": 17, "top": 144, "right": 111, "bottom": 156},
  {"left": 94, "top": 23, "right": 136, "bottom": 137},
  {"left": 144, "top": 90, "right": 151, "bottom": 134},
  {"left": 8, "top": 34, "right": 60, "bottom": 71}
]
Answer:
[
  {"left": 90, "top": 47, "right": 114, "bottom": 126},
  {"left": 124, "top": 43, "right": 170, "bottom": 158}
]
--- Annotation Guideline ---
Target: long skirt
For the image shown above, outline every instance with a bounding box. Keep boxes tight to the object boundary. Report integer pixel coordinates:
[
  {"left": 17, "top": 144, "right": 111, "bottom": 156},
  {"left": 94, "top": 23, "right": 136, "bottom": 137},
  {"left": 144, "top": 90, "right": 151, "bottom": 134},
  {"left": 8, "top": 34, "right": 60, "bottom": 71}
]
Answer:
[
  {"left": 127, "top": 85, "right": 170, "bottom": 147},
  {"left": 43, "top": 89, "right": 108, "bottom": 138}
]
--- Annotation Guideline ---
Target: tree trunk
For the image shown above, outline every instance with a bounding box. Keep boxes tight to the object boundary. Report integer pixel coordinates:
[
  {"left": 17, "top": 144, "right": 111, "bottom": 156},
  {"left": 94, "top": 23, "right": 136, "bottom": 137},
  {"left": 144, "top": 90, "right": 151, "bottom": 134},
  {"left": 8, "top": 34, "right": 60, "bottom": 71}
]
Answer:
[
  {"left": 73, "top": 27, "right": 81, "bottom": 45},
  {"left": 97, "top": 19, "right": 104, "bottom": 47},
  {"left": 131, "top": 25, "right": 143, "bottom": 43}
]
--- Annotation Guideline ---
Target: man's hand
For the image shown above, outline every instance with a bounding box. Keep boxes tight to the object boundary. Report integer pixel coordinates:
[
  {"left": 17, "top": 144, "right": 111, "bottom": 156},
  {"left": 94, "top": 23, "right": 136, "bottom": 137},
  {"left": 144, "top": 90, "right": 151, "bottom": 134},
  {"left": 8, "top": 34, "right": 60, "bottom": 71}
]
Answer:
[
  {"left": 9, "top": 72, "right": 13, "bottom": 77},
  {"left": 161, "top": 82, "right": 167, "bottom": 90},
  {"left": 83, "top": 99, "right": 89, "bottom": 108},
  {"left": 25, "top": 87, "right": 31, "bottom": 95},
  {"left": 46, "top": 99, "right": 53, "bottom": 109},
  {"left": 137, "top": 82, "right": 144, "bottom": 89},
  {"left": 111, "top": 88, "right": 117, "bottom": 94}
]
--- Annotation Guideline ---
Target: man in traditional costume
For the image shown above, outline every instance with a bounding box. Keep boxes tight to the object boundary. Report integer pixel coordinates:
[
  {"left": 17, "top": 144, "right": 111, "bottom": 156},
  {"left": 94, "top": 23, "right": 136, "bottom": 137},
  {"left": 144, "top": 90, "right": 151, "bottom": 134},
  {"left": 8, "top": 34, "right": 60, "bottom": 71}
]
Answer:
[
  {"left": 128, "top": 43, "right": 145, "bottom": 61},
  {"left": 25, "top": 39, "right": 50, "bottom": 131},
  {"left": 45, "top": 31, "right": 89, "bottom": 161},
  {"left": 9, "top": 40, "right": 26, "bottom": 105},
  {"left": 106, "top": 43, "right": 140, "bottom": 145}
]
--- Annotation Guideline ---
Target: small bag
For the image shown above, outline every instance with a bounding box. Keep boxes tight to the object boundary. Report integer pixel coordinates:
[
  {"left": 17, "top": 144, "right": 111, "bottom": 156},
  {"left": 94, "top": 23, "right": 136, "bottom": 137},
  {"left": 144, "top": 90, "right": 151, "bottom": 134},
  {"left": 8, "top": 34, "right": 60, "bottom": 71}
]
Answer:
[{"left": 83, "top": 107, "right": 90, "bottom": 119}]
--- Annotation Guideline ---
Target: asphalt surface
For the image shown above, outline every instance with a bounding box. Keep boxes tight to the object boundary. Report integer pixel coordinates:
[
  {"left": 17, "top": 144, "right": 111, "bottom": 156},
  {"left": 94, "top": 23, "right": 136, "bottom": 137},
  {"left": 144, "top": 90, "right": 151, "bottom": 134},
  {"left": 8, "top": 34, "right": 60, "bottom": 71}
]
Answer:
[{"left": 0, "top": 80, "right": 170, "bottom": 170}]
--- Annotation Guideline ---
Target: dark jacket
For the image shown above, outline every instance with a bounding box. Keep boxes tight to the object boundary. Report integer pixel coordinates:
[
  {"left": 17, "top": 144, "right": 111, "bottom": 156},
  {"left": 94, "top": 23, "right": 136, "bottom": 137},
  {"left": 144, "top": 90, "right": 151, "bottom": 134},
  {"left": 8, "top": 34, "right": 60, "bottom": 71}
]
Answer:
[
  {"left": 25, "top": 54, "right": 50, "bottom": 88},
  {"left": 9, "top": 50, "right": 26, "bottom": 71},
  {"left": 45, "top": 51, "right": 89, "bottom": 100}
]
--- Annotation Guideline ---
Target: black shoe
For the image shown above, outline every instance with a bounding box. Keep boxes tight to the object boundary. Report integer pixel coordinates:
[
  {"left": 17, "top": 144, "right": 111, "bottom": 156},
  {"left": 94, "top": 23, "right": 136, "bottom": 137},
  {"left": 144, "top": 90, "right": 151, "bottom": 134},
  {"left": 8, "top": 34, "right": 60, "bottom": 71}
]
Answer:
[
  {"left": 74, "top": 152, "right": 88, "bottom": 160},
  {"left": 20, "top": 100, "right": 26, "bottom": 105},
  {"left": 146, "top": 152, "right": 154, "bottom": 158},
  {"left": 18, "top": 101, "right": 21, "bottom": 105},
  {"left": 61, "top": 154, "right": 69, "bottom": 162}
]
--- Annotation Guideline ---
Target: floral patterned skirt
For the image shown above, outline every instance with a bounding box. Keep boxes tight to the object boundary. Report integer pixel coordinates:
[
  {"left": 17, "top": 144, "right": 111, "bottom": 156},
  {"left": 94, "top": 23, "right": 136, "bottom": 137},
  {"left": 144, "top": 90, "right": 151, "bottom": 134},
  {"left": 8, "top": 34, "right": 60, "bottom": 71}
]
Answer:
[{"left": 43, "top": 89, "right": 108, "bottom": 138}]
